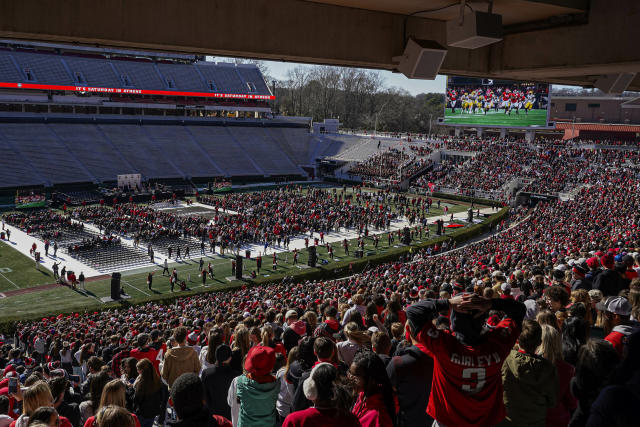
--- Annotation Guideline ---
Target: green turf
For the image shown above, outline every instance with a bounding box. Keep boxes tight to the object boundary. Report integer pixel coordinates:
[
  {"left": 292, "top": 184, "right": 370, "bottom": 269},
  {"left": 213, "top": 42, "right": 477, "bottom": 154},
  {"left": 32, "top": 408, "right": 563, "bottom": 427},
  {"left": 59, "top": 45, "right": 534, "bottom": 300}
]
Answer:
[
  {"left": 0, "top": 240, "right": 55, "bottom": 292},
  {"left": 0, "top": 192, "right": 486, "bottom": 320},
  {"left": 444, "top": 108, "right": 547, "bottom": 127}
]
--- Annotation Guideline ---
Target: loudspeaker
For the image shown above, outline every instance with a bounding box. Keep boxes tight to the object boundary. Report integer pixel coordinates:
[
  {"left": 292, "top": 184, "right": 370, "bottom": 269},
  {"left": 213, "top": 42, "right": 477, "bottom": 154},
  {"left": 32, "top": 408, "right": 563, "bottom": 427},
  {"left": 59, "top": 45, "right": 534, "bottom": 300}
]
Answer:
[
  {"left": 393, "top": 38, "right": 447, "bottom": 80},
  {"left": 110, "top": 272, "right": 121, "bottom": 300},
  {"left": 402, "top": 227, "right": 411, "bottom": 245},
  {"left": 235, "top": 255, "right": 243, "bottom": 279},
  {"left": 446, "top": 11, "right": 503, "bottom": 49},
  {"left": 307, "top": 246, "right": 317, "bottom": 268}
]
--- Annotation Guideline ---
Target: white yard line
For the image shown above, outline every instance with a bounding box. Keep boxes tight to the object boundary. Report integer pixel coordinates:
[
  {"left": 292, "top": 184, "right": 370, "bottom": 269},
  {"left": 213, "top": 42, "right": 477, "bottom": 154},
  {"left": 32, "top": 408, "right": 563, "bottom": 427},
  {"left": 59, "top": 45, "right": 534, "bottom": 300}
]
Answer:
[
  {"left": 0, "top": 271, "right": 20, "bottom": 289},
  {"left": 121, "top": 278, "right": 151, "bottom": 297}
]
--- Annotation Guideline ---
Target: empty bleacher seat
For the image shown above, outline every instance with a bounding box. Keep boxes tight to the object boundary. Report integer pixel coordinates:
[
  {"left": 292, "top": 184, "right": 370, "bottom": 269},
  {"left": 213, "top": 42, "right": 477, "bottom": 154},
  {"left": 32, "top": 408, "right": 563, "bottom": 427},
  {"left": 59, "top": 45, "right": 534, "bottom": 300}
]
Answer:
[
  {"left": 144, "top": 125, "right": 222, "bottom": 177},
  {"left": 227, "top": 126, "right": 301, "bottom": 175},
  {"left": 156, "top": 63, "right": 206, "bottom": 92},
  {"left": 0, "top": 123, "right": 93, "bottom": 184},
  {"left": 48, "top": 123, "right": 138, "bottom": 182},
  {"left": 0, "top": 52, "right": 24, "bottom": 82},
  {"left": 63, "top": 56, "right": 121, "bottom": 87},
  {"left": 196, "top": 63, "right": 247, "bottom": 94},
  {"left": 97, "top": 124, "right": 182, "bottom": 179},
  {"left": 186, "top": 125, "right": 262, "bottom": 176},
  {"left": 237, "top": 66, "right": 270, "bottom": 94},
  {"left": 110, "top": 60, "right": 165, "bottom": 90},
  {"left": 10, "top": 52, "right": 74, "bottom": 85}
]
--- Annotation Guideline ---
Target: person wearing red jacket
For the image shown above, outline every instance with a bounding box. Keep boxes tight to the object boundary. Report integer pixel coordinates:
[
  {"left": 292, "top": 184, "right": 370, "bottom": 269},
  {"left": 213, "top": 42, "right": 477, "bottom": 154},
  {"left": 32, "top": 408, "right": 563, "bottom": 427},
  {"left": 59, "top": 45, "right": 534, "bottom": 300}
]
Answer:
[
  {"left": 602, "top": 296, "right": 640, "bottom": 356},
  {"left": 407, "top": 294, "right": 525, "bottom": 427},
  {"left": 349, "top": 351, "right": 395, "bottom": 427},
  {"left": 129, "top": 334, "right": 160, "bottom": 375}
]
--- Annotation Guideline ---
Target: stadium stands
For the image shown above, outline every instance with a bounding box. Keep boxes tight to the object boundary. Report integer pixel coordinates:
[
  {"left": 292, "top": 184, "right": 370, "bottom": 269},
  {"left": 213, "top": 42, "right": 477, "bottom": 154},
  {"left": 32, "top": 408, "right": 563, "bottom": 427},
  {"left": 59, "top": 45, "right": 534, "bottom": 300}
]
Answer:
[
  {"left": 0, "top": 123, "right": 94, "bottom": 185},
  {"left": 0, "top": 53, "right": 24, "bottom": 82},
  {"left": 227, "top": 126, "right": 301, "bottom": 175},
  {"left": 0, "top": 50, "right": 271, "bottom": 95},
  {"left": 10, "top": 51, "right": 75, "bottom": 85},
  {"left": 143, "top": 125, "right": 224, "bottom": 178},
  {"left": 63, "top": 56, "right": 122, "bottom": 88},
  {"left": 185, "top": 125, "right": 264, "bottom": 176},
  {"left": 47, "top": 124, "right": 138, "bottom": 181},
  {"left": 196, "top": 63, "right": 248, "bottom": 94}
]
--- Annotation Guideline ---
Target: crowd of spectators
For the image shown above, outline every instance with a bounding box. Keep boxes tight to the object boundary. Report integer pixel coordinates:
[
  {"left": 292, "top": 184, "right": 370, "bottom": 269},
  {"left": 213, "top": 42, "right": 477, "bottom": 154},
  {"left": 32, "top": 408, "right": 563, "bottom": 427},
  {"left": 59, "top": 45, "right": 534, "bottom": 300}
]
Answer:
[
  {"left": 348, "top": 149, "right": 429, "bottom": 184},
  {"left": 2, "top": 162, "right": 640, "bottom": 426},
  {"left": 410, "top": 137, "right": 640, "bottom": 198},
  {"left": 67, "top": 236, "right": 123, "bottom": 254},
  {"left": 4, "top": 212, "right": 84, "bottom": 240},
  {"left": 3, "top": 134, "right": 640, "bottom": 426}
]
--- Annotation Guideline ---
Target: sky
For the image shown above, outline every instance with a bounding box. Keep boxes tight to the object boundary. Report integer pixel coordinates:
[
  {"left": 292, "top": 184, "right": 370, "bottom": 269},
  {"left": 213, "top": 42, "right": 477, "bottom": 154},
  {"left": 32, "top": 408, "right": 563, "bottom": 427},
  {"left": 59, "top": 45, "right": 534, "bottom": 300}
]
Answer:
[
  {"left": 266, "top": 60, "right": 448, "bottom": 95},
  {"left": 208, "top": 56, "right": 576, "bottom": 96}
]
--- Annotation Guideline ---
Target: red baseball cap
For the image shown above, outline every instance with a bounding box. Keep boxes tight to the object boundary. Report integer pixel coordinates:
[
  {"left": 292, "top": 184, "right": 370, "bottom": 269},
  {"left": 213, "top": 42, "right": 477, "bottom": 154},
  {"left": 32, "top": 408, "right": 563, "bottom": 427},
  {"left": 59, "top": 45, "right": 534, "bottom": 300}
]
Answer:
[{"left": 244, "top": 345, "right": 275, "bottom": 378}]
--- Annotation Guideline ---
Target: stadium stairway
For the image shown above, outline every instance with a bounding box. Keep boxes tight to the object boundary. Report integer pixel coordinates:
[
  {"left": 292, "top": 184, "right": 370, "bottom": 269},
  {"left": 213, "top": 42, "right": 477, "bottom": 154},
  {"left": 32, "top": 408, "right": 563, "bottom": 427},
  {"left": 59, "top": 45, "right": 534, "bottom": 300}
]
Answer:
[
  {"left": 49, "top": 123, "right": 138, "bottom": 182},
  {"left": 222, "top": 127, "right": 267, "bottom": 176},
  {"left": 183, "top": 125, "right": 262, "bottom": 177},
  {"left": 181, "top": 127, "right": 227, "bottom": 177},
  {"left": 0, "top": 128, "right": 47, "bottom": 187},
  {"left": 46, "top": 125, "right": 99, "bottom": 184},
  {"left": 92, "top": 124, "right": 141, "bottom": 178},
  {"left": 0, "top": 123, "right": 93, "bottom": 185},
  {"left": 260, "top": 127, "right": 305, "bottom": 176}
]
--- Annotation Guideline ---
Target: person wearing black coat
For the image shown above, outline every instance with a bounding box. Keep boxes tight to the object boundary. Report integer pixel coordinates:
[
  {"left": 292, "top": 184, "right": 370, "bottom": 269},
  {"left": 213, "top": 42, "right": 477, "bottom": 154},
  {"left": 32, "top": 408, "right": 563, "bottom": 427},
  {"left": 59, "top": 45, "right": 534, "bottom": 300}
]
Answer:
[
  {"left": 133, "top": 359, "right": 169, "bottom": 427},
  {"left": 201, "top": 345, "right": 239, "bottom": 420},
  {"left": 587, "top": 331, "right": 640, "bottom": 427},
  {"left": 568, "top": 339, "right": 619, "bottom": 427},
  {"left": 169, "top": 373, "right": 230, "bottom": 427},
  {"left": 593, "top": 256, "right": 625, "bottom": 297},
  {"left": 387, "top": 344, "right": 435, "bottom": 427}
]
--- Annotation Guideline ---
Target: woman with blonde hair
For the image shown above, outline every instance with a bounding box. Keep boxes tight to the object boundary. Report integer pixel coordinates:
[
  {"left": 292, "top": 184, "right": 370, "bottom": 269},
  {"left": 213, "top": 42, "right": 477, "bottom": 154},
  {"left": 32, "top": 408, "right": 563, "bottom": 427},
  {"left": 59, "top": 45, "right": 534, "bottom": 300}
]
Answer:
[
  {"left": 571, "top": 289, "right": 593, "bottom": 325},
  {"left": 83, "top": 380, "right": 140, "bottom": 427},
  {"left": 336, "top": 322, "right": 371, "bottom": 366},
  {"left": 537, "top": 324, "right": 577, "bottom": 426},
  {"left": 230, "top": 324, "right": 251, "bottom": 373},
  {"left": 95, "top": 406, "right": 135, "bottom": 427},
  {"left": 258, "top": 324, "right": 284, "bottom": 357},
  {"left": 301, "top": 311, "right": 318, "bottom": 332},
  {"left": 10, "top": 381, "right": 73, "bottom": 427}
]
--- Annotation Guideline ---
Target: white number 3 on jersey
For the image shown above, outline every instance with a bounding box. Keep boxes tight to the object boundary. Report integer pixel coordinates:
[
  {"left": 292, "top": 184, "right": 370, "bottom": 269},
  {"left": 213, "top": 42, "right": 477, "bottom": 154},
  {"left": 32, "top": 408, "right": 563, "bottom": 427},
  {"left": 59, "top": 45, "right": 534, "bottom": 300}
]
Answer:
[{"left": 461, "top": 367, "right": 486, "bottom": 394}]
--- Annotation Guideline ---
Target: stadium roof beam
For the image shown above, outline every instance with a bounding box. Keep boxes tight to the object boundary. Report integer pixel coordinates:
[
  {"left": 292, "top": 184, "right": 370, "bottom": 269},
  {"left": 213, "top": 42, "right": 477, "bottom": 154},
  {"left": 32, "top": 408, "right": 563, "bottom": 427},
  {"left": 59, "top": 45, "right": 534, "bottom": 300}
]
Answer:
[{"left": 1, "top": 0, "right": 638, "bottom": 90}]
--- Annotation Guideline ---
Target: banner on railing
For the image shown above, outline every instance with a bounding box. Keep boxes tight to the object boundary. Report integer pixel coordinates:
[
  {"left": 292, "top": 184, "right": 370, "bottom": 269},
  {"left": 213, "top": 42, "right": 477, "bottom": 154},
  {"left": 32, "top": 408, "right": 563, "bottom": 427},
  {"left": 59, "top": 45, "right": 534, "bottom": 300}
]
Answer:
[{"left": 0, "top": 82, "right": 275, "bottom": 100}]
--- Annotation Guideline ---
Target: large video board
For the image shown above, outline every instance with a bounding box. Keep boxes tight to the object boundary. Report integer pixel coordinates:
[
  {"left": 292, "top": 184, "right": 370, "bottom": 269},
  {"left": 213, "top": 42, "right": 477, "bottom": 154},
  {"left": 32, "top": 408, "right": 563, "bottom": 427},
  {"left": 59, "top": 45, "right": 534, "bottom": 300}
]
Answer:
[{"left": 443, "top": 76, "right": 550, "bottom": 128}]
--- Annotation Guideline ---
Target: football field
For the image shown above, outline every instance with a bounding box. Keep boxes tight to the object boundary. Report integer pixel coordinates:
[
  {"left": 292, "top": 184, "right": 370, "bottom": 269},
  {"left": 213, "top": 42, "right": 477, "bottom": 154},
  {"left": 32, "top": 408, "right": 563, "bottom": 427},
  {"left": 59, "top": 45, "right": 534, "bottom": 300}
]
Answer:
[
  {"left": 444, "top": 108, "right": 548, "bottom": 127},
  {"left": 0, "top": 192, "right": 486, "bottom": 322}
]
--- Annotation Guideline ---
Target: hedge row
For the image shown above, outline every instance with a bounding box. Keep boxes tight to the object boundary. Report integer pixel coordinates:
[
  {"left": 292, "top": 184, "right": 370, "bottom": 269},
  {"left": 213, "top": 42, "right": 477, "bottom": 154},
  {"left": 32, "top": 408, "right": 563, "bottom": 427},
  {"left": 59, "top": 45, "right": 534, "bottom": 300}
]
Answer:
[{"left": 0, "top": 207, "right": 508, "bottom": 333}]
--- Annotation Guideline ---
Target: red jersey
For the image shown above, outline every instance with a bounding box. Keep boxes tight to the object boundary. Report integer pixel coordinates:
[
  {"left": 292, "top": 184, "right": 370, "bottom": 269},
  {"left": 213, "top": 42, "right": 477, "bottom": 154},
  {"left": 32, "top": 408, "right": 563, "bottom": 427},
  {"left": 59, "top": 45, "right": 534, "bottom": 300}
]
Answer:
[
  {"left": 130, "top": 346, "right": 160, "bottom": 373},
  {"left": 502, "top": 93, "right": 510, "bottom": 101},
  {"left": 283, "top": 407, "right": 361, "bottom": 427},
  {"left": 415, "top": 310, "right": 520, "bottom": 426},
  {"left": 604, "top": 324, "right": 640, "bottom": 356}
]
